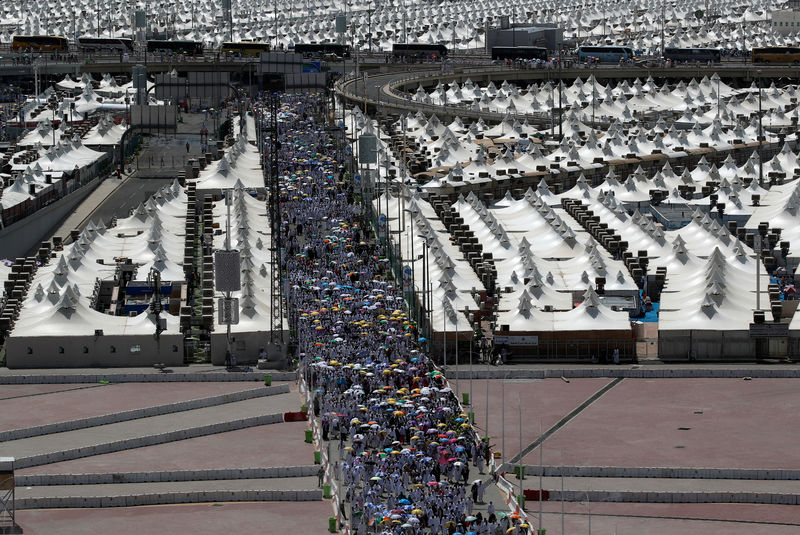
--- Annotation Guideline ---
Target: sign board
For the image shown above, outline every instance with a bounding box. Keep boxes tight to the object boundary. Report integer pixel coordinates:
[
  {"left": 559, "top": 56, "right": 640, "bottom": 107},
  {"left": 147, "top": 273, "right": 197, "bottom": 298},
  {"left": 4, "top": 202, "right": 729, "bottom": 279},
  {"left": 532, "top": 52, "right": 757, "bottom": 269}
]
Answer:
[
  {"left": 402, "top": 265, "right": 413, "bottom": 292},
  {"left": 749, "top": 323, "right": 788, "bottom": 338},
  {"left": 493, "top": 335, "right": 539, "bottom": 346},
  {"left": 358, "top": 134, "right": 378, "bottom": 165},
  {"left": 214, "top": 249, "right": 241, "bottom": 292},
  {"left": 0, "top": 457, "right": 13, "bottom": 490},
  {"left": 378, "top": 214, "right": 387, "bottom": 230},
  {"left": 335, "top": 15, "right": 347, "bottom": 34},
  {"left": 218, "top": 297, "right": 239, "bottom": 325},
  {"left": 130, "top": 105, "right": 178, "bottom": 131}
]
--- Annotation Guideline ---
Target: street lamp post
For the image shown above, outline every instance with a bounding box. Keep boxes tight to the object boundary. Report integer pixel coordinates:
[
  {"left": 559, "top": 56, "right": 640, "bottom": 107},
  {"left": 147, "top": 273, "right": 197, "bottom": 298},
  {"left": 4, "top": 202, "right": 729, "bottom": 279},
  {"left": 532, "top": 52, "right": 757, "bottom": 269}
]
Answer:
[{"left": 757, "top": 69, "right": 764, "bottom": 188}]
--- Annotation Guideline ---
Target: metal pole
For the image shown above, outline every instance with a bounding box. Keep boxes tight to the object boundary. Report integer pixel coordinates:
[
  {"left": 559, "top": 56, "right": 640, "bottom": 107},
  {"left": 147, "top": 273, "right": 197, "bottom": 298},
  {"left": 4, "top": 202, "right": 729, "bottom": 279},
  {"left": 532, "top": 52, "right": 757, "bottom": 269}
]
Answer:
[
  {"left": 587, "top": 491, "right": 592, "bottom": 535},
  {"left": 561, "top": 475, "right": 565, "bottom": 535},
  {"left": 518, "top": 397, "right": 523, "bottom": 510},
  {"left": 539, "top": 419, "right": 543, "bottom": 531},
  {"left": 660, "top": 0, "right": 665, "bottom": 56},
  {"left": 501, "top": 373, "right": 505, "bottom": 464},
  {"left": 485, "top": 360, "right": 489, "bottom": 441},
  {"left": 455, "top": 317, "right": 459, "bottom": 395},
  {"left": 225, "top": 188, "right": 233, "bottom": 363},
  {"left": 558, "top": 50, "right": 562, "bottom": 139},
  {"left": 758, "top": 69, "right": 763, "bottom": 188},
  {"left": 469, "top": 332, "right": 473, "bottom": 407},
  {"left": 443, "top": 304, "right": 447, "bottom": 369},
  {"left": 756, "top": 235, "right": 761, "bottom": 311}
]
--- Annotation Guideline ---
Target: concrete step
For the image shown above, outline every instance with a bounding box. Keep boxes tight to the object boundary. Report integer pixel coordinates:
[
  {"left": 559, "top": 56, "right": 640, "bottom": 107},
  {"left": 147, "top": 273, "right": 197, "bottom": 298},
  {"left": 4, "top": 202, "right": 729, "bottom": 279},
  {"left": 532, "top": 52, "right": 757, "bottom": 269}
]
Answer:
[
  {"left": 0, "top": 384, "right": 290, "bottom": 442},
  {"left": 503, "top": 464, "right": 800, "bottom": 481},
  {"left": 0, "top": 370, "right": 296, "bottom": 384},
  {"left": 4, "top": 392, "right": 302, "bottom": 468},
  {"left": 15, "top": 477, "right": 323, "bottom": 509},
  {"left": 515, "top": 475, "right": 800, "bottom": 505},
  {"left": 17, "top": 466, "right": 319, "bottom": 486}
]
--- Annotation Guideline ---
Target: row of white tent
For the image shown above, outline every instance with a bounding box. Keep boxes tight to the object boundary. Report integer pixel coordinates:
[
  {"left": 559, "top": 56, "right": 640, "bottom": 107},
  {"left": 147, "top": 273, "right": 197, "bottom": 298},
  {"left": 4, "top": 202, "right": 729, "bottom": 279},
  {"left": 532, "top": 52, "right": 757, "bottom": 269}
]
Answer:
[
  {"left": 1, "top": 137, "right": 107, "bottom": 210},
  {"left": 373, "top": 181, "right": 773, "bottom": 339},
  {"left": 0, "top": 0, "right": 789, "bottom": 52},
  {"left": 415, "top": 75, "right": 800, "bottom": 129},
  {"left": 195, "top": 115, "right": 266, "bottom": 192},
  {"left": 5, "top": 180, "right": 187, "bottom": 367},
  {"left": 341, "top": 77, "right": 799, "bottom": 357}
]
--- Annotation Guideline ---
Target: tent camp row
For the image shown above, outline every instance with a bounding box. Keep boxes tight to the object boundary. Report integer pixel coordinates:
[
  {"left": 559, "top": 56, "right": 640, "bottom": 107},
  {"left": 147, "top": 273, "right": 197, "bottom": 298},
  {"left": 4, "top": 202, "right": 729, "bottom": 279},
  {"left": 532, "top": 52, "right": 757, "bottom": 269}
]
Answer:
[
  {"left": 5, "top": 180, "right": 188, "bottom": 368},
  {"left": 0, "top": 0, "right": 784, "bottom": 52},
  {"left": 342, "top": 74, "right": 800, "bottom": 360}
]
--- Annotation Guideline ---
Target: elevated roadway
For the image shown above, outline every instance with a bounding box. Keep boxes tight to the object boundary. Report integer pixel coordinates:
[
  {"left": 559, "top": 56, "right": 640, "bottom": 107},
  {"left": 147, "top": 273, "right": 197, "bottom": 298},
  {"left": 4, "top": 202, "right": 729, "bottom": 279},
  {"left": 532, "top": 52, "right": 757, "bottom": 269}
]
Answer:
[{"left": 337, "top": 63, "right": 800, "bottom": 124}]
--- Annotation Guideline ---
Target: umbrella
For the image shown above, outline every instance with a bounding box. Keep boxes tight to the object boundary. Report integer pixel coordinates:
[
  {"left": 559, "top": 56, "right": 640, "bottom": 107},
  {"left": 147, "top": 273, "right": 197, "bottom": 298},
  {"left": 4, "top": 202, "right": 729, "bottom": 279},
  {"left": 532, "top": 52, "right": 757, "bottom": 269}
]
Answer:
[
  {"left": 465, "top": 516, "right": 477, "bottom": 522},
  {"left": 412, "top": 509, "right": 423, "bottom": 515}
]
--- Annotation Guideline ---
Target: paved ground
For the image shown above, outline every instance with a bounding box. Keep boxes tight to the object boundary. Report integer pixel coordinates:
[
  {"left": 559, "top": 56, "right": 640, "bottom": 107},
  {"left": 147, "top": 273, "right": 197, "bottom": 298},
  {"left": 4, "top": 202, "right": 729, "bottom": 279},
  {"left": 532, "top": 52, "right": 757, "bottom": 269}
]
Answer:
[
  {"left": 530, "top": 509, "right": 800, "bottom": 535},
  {"left": 15, "top": 501, "right": 333, "bottom": 535},
  {"left": 0, "top": 382, "right": 266, "bottom": 431},
  {"left": 0, "top": 363, "right": 222, "bottom": 376},
  {"left": 539, "top": 501, "right": 800, "bottom": 527},
  {"left": 20, "top": 421, "right": 315, "bottom": 475},
  {"left": 0, "top": 383, "right": 94, "bottom": 399},
  {"left": 1, "top": 391, "right": 298, "bottom": 459},
  {"left": 520, "top": 378, "right": 800, "bottom": 471},
  {"left": 454, "top": 377, "right": 613, "bottom": 460}
]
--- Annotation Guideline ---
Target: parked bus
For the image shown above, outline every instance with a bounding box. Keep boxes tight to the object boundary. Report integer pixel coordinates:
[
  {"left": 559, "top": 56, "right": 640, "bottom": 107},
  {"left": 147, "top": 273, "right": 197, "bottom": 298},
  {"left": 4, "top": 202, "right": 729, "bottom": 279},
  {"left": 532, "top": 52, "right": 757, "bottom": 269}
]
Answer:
[
  {"left": 491, "top": 46, "right": 548, "bottom": 61},
  {"left": 392, "top": 43, "right": 448, "bottom": 59},
  {"left": 11, "top": 35, "right": 68, "bottom": 52},
  {"left": 146, "top": 40, "right": 204, "bottom": 55},
  {"left": 577, "top": 45, "right": 634, "bottom": 63},
  {"left": 220, "top": 41, "right": 270, "bottom": 57},
  {"left": 293, "top": 43, "right": 351, "bottom": 59},
  {"left": 752, "top": 46, "right": 800, "bottom": 64},
  {"left": 77, "top": 37, "right": 134, "bottom": 53},
  {"left": 663, "top": 47, "right": 721, "bottom": 63}
]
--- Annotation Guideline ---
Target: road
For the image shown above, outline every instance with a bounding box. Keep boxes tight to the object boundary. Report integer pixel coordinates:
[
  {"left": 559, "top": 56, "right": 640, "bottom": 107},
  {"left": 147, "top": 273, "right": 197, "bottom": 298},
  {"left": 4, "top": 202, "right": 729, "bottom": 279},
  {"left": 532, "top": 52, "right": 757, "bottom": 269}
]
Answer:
[{"left": 338, "top": 63, "right": 800, "bottom": 123}]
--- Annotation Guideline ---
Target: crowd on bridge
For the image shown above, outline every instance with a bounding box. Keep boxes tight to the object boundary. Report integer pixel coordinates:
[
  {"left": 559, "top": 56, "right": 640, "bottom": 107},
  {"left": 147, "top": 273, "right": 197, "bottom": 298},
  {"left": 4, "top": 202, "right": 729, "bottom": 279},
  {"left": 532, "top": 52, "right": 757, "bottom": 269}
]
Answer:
[{"left": 253, "top": 91, "right": 530, "bottom": 535}]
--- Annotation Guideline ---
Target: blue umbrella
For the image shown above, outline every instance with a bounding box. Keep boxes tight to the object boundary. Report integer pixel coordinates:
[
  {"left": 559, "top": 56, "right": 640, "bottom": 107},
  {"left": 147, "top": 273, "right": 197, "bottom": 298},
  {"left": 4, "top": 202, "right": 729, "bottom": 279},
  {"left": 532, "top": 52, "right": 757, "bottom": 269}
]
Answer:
[{"left": 398, "top": 498, "right": 411, "bottom": 505}]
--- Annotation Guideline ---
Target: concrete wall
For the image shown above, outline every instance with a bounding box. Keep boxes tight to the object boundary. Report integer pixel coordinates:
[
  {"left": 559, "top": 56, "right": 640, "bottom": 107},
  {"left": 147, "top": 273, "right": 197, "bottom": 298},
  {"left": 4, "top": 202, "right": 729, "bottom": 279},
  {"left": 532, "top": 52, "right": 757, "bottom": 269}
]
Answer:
[
  {"left": 658, "top": 330, "right": 755, "bottom": 360},
  {"left": 15, "top": 488, "right": 323, "bottom": 509},
  {"left": 5, "top": 333, "right": 185, "bottom": 368},
  {"left": 0, "top": 177, "right": 102, "bottom": 259},
  {"left": 210, "top": 330, "right": 289, "bottom": 366}
]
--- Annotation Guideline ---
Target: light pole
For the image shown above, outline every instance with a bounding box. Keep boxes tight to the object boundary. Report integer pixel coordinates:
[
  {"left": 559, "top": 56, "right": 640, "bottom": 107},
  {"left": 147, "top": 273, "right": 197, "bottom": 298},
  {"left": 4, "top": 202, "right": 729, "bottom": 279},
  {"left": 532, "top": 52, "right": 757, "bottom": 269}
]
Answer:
[
  {"left": 418, "top": 234, "right": 430, "bottom": 345},
  {"left": 558, "top": 49, "right": 563, "bottom": 139},
  {"left": 484, "top": 359, "right": 490, "bottom": 445},
  {"left": 48, "top": 95, "right": 58, "bottom": 146},
  {"left": 501, "top": 372, "right": 505, "bottom": 465},
  {"left": 757, "top": 68, "right": 763, "bottom": 188},
  {"left": 660, "top": 0, "right": 665, "bottom": 57}
]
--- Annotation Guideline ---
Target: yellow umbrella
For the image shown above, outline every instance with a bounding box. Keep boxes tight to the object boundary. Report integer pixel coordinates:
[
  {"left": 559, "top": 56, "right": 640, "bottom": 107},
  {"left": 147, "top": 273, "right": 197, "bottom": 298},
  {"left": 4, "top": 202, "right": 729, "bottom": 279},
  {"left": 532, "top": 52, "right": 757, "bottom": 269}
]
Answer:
[{"left": 412, "top": 509, "right": 423, "bottom": 515}]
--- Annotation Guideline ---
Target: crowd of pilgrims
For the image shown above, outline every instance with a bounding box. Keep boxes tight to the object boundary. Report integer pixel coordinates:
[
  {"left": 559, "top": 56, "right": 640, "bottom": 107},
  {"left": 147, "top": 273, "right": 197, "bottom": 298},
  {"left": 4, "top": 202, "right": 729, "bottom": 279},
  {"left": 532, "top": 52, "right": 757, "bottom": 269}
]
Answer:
[{"left": 259, "top": 92, "right": 531, "bottom": 535}]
